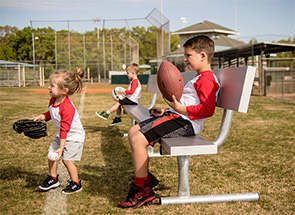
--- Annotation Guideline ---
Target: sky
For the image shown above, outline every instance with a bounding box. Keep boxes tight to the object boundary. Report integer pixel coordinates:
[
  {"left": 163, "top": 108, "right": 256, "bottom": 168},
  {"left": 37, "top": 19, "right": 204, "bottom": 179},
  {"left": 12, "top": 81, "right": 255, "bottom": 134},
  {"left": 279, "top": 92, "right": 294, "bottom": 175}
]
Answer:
[{"left": 0, "top": 0, "right": 294, "bottom": 43}]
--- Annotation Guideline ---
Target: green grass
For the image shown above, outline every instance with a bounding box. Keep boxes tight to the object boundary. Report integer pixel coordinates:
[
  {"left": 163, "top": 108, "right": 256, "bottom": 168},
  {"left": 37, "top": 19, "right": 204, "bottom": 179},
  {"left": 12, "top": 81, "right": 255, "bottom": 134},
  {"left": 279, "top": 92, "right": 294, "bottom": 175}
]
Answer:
[{"left": 0, "top": 84, "right": 294, "bottom": 214}]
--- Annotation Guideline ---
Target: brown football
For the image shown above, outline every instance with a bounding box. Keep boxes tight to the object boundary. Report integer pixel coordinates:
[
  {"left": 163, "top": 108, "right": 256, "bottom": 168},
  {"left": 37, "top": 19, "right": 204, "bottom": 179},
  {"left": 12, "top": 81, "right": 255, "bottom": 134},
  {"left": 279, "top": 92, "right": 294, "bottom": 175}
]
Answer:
[{"left": 157, "top": 61, "right": 184, "bottom": 102}]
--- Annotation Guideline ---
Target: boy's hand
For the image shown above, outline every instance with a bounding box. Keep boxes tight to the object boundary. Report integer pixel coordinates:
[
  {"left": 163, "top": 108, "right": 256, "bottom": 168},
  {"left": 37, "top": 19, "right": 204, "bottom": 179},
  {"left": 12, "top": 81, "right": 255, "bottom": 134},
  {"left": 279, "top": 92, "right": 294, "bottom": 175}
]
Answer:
[
  {"left": 149, "top": 107, "right": 165, "bottom": 117},
  {"left": 164, "top": 95, "right": 187, "bottom": 115},
  {"left": 116, "top": 89, "right": 125, "bottom": 94}
]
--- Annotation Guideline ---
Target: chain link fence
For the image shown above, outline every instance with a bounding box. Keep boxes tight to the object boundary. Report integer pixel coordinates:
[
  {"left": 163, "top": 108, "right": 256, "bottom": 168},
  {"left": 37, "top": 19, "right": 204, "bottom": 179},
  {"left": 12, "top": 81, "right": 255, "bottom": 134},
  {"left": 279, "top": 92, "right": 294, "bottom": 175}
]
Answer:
[
  {"left": 265, "top": 67, "right": 295, "bottom": 102},
  {"left": 0, "top": 61, "right": 43, "bottom": 87}
]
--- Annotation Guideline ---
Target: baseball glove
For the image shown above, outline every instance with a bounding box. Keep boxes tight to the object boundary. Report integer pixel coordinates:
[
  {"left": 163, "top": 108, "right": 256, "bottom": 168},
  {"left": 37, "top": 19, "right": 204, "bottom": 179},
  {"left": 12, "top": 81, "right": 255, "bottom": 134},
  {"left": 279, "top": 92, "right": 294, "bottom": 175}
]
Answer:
[{"left": 13, "top": 119, "right": 47, "bottom": 139}]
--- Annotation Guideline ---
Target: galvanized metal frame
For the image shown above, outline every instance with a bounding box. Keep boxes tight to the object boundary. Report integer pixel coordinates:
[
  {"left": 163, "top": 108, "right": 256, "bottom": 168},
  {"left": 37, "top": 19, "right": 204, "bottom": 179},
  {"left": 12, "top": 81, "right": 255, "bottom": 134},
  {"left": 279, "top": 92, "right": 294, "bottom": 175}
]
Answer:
[{"left": 159, "top": 109, "right": 259, "bottom": 205}]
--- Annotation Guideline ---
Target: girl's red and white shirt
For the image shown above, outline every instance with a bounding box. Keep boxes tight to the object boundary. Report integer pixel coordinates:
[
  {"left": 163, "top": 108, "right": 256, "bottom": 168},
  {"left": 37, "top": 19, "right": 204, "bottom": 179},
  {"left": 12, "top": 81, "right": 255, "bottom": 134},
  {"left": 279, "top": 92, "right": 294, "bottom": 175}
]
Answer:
[{"left": 43, "top": 97, "right": 85, "bottom": 142}]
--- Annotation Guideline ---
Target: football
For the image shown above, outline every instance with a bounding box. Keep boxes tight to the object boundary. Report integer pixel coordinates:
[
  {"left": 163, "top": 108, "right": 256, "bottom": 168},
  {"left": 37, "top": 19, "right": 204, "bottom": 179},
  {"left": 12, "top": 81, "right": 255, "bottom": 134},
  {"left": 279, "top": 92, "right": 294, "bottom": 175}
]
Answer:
[
  {"left": 157, "top": 61, "right": 184, "bottom": 102},
  {"left": 112, "top": 86, "right": 126, "bottom": 101}
]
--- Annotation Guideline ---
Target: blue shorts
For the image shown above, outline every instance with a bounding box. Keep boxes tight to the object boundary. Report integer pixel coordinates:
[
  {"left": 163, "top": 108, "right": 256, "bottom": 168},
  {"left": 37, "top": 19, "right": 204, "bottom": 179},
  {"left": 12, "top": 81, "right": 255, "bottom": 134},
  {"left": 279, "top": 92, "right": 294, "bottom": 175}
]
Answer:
[{"left": 139, "top": 111, "right": 195, "bottom": 146}]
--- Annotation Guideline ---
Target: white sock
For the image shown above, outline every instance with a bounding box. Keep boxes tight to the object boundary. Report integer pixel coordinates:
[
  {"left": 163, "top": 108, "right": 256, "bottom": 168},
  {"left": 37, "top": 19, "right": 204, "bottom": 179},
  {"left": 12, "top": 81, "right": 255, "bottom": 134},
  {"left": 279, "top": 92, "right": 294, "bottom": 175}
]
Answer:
[
  {"left": 115, "top": 115, "right": 120, "bottom": 118},
  {"left": 106, "top": 110, "right": 110, "bottom": 114}
]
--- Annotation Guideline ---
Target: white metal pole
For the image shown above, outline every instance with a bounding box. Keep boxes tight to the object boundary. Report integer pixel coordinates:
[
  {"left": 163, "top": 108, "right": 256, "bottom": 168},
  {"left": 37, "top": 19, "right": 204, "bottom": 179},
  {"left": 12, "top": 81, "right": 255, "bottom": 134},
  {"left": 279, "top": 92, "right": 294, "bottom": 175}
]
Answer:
[
  {"left": 55, "top": 34, "right": 57, "bottom": 70},
  {"left": 42, "top": 67, "right": 45, "bottom": 87},
  {"left": 111, "top": 35, "right": 113, "bottom": 71},
  {"left": 22, "top": 66, "right": 25, "bottom": 87},
  {"left": 32, "top": 32, "right": 35, "bottom": 75},
  {"left": 160, "top": 192, "right": 259, "bottom": 205},
  {"left": 39, "top": 66, "right": 42, "bottom": 86},
  {"left": 18, "top": 64, "right": 21, "bottom": 87},
  {"left": 161, "top": 0, "right": 164, "bottom": 57},
  {"left": 83, "top": 34, "right": 86, "bottom": 71},
  {"left": 102, "top": 20, "right": 106, "bottom": 83}
]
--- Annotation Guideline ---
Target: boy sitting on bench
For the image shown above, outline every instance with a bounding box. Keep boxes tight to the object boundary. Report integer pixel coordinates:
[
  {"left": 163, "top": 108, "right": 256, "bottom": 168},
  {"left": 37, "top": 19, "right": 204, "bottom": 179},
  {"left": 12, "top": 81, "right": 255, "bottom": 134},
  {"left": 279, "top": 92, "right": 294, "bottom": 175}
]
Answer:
[
  {"left": 118, "top": 35, "right": 220, "bottom": 209},
  {"left": 96, "top": 63, "right": 141, "bottom": 126}
]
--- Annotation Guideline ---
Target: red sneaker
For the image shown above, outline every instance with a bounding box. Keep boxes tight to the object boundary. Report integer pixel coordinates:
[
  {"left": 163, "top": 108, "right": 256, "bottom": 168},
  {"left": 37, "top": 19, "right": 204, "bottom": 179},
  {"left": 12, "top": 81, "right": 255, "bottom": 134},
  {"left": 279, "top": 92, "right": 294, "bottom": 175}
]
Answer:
[
  {"left": 118, "top": 183, "right": 156, "bottom": 209},
  {"left": 145, "top": 172, "right": 159, "bottom": 188}
]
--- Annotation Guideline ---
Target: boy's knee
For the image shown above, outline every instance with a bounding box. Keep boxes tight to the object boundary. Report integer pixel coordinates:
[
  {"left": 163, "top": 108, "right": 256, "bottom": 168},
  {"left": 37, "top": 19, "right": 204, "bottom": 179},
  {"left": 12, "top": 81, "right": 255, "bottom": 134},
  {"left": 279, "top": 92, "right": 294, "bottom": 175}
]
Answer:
[
  {"left": 128, "top": 124, "right": 139, "bottom": 135},
  {"left": 130, "top": 131, "right": 149, "bottom": 147}
]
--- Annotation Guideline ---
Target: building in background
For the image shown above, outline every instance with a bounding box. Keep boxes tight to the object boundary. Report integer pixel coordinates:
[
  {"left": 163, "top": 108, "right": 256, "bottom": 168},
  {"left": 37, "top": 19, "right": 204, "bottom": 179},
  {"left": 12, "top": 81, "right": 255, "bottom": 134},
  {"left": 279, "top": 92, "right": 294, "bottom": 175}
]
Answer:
[{"left": 150, "top": 20, "right": 246, "bottom": 73}]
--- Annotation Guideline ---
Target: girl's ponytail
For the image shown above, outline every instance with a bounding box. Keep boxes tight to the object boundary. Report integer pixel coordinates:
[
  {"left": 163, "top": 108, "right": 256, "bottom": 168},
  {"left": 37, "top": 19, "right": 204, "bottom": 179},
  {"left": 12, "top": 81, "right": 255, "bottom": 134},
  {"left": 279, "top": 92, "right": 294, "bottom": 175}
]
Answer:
[{"left": 73, "top": 67, "right": 84, "bottom": 94}]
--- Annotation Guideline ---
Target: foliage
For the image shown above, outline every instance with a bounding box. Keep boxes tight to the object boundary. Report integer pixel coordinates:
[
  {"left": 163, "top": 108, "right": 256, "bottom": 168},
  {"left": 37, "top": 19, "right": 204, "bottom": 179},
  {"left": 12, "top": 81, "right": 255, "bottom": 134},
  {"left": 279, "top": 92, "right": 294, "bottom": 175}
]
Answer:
[
  {"left": 170, "top": 34, "right": 180, "bottom": 52},
  {"left": 132, "top": 26, "right": 157, "bottom": 65},
  {"left": 248, "top": 37, "right": 258, "bottom": 44},
  {"left": 1, "top": 25, "right": 180, "bottom": 79},
  {"left": 0, "top": 25, "right": 19, "bottom": 60},
  {"left": 0, "top": 25, "right": 176, "bottom": 67},
  {"left": 275, "top": 38, "right": 295, "bottom": 69}
]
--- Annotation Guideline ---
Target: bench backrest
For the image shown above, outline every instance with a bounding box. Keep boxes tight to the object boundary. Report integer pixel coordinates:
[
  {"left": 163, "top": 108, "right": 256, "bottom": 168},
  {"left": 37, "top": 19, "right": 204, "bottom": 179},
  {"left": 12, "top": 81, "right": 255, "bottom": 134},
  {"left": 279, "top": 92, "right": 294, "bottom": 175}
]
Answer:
[
  {"left": 146, "top": 66, "right": 256, "bottom": 113},
  {"left": 146, "top": 74, "right": 161, "bottom": 94},
  {"left": 214, "top": 66, "right": 256, "bottom": 113}
]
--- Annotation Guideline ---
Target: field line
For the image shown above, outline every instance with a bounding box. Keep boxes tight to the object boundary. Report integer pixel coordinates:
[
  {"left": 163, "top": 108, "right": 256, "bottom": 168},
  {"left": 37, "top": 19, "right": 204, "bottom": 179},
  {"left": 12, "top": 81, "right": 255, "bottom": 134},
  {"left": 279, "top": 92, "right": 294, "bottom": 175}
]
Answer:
[{"left": 42, "top": 85, "right": 86, "bottom": 215}]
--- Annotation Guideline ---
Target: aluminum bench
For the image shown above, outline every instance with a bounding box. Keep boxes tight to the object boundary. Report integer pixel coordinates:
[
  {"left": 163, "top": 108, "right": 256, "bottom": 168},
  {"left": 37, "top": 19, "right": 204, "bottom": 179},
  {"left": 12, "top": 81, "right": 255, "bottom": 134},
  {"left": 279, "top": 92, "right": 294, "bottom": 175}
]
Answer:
[{"left": 123, "top": 66, "right": 260, "bottom": 205}]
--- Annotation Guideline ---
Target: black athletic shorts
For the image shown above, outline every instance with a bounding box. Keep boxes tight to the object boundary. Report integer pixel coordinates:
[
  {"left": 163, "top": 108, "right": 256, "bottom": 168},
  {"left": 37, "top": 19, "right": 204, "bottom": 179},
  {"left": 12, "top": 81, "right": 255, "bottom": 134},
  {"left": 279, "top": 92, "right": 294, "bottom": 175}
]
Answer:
[
  {"left": 119, "top": 97, "right": 137, "bottom": 105},
  {"left": 139, "top": 111, "right": 195, "bottom": 146}
]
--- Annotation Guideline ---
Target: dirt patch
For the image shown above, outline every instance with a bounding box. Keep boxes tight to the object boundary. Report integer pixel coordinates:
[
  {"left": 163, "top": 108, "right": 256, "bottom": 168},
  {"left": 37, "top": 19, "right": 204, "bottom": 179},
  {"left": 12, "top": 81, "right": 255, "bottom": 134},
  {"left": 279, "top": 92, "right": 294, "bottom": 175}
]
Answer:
[{"left": 32, "top": 88, "right": 113, "bottom": 94}]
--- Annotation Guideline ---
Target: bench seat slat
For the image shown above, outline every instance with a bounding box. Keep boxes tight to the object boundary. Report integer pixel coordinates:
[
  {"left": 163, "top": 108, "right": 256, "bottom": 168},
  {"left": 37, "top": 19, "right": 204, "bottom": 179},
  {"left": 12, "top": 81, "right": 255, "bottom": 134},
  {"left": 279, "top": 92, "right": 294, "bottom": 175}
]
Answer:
[
  {"left": 160, "top": 136, "right": 217, "bottom": 156},
  {"left": 123, "top": 104, "right": 150, "bottom": 123}
]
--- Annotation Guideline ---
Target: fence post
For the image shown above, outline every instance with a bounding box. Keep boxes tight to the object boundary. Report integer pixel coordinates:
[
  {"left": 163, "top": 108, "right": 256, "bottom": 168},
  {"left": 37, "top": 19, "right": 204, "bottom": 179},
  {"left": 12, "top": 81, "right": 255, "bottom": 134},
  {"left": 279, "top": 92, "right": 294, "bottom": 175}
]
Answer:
[
  {"left": 18, "top": 64, "right": 21, "bottom": 87},
  {"left": 282, "top": 70, "right": 284, "bottom": 100},
  {"left": 22, "top": 66, "right": 25, "bottom": 87},
  {"left": 39, "top": 67, "right": 42, "bottom": 87},
  {"left": 42, "top": 67, "right": 45, "bottom": 87}
]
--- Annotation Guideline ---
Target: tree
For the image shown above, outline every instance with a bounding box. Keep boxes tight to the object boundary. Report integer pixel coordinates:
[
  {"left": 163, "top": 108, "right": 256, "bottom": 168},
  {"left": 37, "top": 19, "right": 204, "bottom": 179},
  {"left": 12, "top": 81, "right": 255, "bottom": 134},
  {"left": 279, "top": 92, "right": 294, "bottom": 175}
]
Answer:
[
  {"left": 276, "top": 38, "right": 295, "bottom": 69},
  {"left": 11, "top": 26, "right": 33, "bottom": 61},
  {"left": 170, "top": 34, "right": 180, "bottom": 52},
  {"left": 131, "top": 26, "right": 157, "bottom": 65},
  {"left": 33, "top": 27, "right": 56, "bottom": 65},
  {"left": 0, "top": 25, "right": 180, "bottom": 77},
  {"left": 0, "top": 25, "right": 19, "bottom": 60}
]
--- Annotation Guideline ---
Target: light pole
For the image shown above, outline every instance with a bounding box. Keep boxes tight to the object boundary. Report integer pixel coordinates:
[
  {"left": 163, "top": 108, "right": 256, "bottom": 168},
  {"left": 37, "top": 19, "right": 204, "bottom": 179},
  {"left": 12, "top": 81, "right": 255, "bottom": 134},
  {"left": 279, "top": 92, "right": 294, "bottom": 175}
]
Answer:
[
  {"left": 92, "top": 18, "right": 101, "bottom": 49},
  {"left": 93, "top": 18, "right": 101, "bottom": 82},
  {"left": 181, "top": 17, "right": 187, "bottom": 28},
  {"left": 32, "top": 34, "right": 39, "bottom": 82}
]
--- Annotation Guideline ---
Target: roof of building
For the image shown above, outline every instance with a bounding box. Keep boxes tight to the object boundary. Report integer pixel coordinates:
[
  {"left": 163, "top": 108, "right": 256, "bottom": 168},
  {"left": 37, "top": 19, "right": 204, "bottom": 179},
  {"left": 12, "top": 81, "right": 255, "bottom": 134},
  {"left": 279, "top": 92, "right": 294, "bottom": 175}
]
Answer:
[
  {"left": 214, "top": 42, "right": 295, "bottom": 59},
  {"left": 0, "top": 60, "right": 39, "bottom": 68},
  {"left": 167, "top": 35, "right": 246, "bottom": 57},
  {"left": 213, "top": 34, "right": 246, "bottom": 48},
  {"left": 172, "top": 20, "right": 239, "bottom": 36}
]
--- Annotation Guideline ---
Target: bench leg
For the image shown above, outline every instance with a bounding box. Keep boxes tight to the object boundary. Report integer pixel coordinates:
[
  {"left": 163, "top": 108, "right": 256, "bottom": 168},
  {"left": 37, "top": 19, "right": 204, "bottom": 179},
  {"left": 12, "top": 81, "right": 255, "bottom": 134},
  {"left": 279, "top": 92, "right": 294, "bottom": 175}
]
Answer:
[
  {"left": 147, "top": 145, "right": 154, "bottom": 154},
  {"left": 132, "top": 118, "right": 136, "bottom": 126},
  {"left": 160, "top": 155, "right": 260, "bottom": 205},
  {"left": 177, "top": 156, "right": 190, "bottom": 197},
  {"left": 147, "top": 145, "right": 164, "bottom": 157}
]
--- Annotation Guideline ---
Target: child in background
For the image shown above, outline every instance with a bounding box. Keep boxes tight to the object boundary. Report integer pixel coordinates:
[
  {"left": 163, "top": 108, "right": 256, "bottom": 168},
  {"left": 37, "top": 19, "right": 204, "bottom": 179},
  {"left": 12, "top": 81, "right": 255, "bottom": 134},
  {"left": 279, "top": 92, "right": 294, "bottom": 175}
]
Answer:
[
  {"left": 118, "top": 35, "right": 220, "bottom": 209},
  {"left": 96, "top": 63, "right": 141, "bottom": 126},
  {"left": 32, "top": 68, "right": 85, "bottom": 194}
]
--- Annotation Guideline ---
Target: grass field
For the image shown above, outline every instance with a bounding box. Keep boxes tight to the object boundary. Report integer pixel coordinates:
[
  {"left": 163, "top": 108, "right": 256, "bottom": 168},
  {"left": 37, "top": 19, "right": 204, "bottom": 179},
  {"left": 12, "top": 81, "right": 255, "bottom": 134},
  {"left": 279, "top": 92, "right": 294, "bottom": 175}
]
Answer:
[{"left": 0, "top": 83, "right": 294, "bottom": 215}]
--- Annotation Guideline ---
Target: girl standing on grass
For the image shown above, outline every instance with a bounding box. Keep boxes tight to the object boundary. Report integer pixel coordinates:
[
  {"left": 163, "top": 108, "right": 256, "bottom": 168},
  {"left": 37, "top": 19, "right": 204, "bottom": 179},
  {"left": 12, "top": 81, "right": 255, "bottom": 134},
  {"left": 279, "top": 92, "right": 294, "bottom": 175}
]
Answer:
[{"left": 31, "top": 67, "right": 85, "bottom": 194}]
